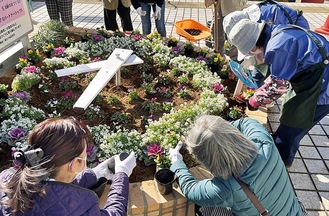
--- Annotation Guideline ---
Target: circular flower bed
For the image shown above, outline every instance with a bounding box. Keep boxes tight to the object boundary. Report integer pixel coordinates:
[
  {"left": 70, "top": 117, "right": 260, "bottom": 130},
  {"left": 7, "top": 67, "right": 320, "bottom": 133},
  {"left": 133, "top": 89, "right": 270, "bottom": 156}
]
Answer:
[{"left": 0, "top": 20, "right": 245, "bottom": 182}]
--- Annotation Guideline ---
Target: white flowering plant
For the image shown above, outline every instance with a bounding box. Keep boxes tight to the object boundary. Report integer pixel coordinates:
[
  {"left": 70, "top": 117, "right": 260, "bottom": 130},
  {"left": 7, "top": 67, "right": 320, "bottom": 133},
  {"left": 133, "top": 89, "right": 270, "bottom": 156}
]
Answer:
[{"left": 0, "top": 23, "right": 240, "bottom": 177}]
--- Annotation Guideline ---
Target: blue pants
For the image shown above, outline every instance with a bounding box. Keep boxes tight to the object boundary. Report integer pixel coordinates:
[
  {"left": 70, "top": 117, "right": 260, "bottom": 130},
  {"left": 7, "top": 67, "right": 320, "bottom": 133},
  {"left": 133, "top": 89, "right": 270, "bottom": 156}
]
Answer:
[
  {"left": 140, "top": 2, "right": 166, "bottom": 37},
  {"left": 275, "top": 104, "right": 329, "bottom": 165}
]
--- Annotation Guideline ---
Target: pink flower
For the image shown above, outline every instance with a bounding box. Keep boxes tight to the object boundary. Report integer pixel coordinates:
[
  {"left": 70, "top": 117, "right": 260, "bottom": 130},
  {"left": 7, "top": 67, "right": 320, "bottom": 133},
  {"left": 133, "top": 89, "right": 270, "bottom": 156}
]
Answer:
[
  {"left": 151, "top": 97, "right": 157, "bottom": 102},
  {"left": 63, "top": 90, "right": 73, "bottom": 98},
  {"left": 24, "top": 66, "right": 39, "bottom": 73},
  {"left": 212, "top": 83, "right": 224, "bottom": 93},
  {"left": 147, "top": 143, "right": 164, "bottom": 158},
  {"left": 54, "top": 47, "right": 66, "bottom": 55},
  {"left": 133, "top": 34, "right": 143, "bottom": 41}
]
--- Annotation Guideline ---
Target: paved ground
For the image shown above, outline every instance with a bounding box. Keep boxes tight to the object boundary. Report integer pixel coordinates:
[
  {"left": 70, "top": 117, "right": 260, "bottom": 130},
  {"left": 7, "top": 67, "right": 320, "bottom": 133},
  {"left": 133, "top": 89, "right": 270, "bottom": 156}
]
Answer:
[{"left": 28, "top": 1, "right": 329, "bottom": 215}]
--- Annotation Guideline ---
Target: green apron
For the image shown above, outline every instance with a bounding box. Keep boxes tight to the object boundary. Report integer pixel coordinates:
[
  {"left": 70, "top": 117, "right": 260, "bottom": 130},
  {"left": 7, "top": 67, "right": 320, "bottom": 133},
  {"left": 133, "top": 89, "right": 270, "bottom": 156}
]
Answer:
[{"left": 271, "top": 25, "right": 329, "bottom": 129}]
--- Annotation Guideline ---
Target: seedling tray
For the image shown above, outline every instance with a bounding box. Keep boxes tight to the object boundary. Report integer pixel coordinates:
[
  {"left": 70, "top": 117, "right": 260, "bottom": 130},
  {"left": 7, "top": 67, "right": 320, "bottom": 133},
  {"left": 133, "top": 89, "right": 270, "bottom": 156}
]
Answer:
[{"left": 175, "top": 19, "right": 211, "bottom": 42}]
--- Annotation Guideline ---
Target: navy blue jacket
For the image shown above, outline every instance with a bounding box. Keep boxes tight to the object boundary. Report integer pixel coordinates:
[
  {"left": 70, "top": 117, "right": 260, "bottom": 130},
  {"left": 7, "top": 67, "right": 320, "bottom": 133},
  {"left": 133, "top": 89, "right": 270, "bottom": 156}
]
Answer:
[{"left": 0, "top": 169, "right": 129, "bottom": 216}]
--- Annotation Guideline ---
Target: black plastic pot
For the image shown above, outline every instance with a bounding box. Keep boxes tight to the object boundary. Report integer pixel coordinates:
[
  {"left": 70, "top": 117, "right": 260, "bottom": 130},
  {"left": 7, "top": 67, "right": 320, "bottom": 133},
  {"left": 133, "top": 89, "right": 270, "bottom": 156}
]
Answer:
[{"left": 154, "top": 168, "right": 176, "bottom": 195}]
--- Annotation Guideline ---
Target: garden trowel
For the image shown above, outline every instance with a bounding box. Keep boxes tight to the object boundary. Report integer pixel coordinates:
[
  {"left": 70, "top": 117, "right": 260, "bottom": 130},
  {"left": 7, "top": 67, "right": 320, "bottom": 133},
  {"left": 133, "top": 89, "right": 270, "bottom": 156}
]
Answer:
[{"left": 229, "top": 60, "right": 258, "bottom": 89}]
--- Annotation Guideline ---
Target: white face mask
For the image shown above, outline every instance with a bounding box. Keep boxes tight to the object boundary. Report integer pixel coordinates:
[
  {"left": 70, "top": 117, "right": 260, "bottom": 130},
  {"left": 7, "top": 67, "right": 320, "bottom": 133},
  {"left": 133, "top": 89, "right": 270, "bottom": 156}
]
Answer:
[{"left": 249, "top": 48, "right": 264, "bottom": 64}]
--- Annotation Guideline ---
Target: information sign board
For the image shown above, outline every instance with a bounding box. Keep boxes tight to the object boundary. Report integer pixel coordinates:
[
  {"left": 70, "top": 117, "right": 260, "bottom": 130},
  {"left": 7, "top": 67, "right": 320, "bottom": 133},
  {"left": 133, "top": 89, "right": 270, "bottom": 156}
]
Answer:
[{"left": 0, "top": 0, "right": 33, "bottom": 53}]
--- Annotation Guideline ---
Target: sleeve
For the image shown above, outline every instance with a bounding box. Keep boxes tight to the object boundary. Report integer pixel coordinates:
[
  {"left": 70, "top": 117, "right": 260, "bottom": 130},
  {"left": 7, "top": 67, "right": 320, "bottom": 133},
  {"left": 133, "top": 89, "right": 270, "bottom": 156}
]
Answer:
[
  {"left": 131, "top": 0, "right": 140, "bottom": 9},
  {"left": 102, "top": 172, "right": 129, "bottom": 216},
  {"left": 248, "top": 75, "right": 290, "bottom": 108},
  {"left": 230, "top": 118, "right": 274, "bottom": 146},
  {"left": 155, "top": 0, "right": 164, "bottom": 7},
  {"left": 170, "top": 160, "right": 233, "bottom": 207},
  {"left": 72, "top": 169, "right": 98, "bottom": 188}
]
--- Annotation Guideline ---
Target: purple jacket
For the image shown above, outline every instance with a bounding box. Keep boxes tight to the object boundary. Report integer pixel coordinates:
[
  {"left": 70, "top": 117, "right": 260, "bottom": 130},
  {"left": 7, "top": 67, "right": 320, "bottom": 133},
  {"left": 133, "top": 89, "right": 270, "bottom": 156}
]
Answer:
[{"left": 0, "top": 169, "right": 129, "bottom": 216}]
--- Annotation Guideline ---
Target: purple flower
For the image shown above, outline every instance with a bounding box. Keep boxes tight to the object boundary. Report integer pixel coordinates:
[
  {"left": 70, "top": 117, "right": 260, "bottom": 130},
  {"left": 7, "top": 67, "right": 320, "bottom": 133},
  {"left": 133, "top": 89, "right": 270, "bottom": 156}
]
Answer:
[
  {"left": 7, "top": 128, "right": 27, "bottom": 140},
  {"left": 10, "top": 91, "right": 30, "bottom": 102},
  {"left": 172, "top": 46, "right": 182, "bottom": 55},
  {"left": 196, "top": 56, "right": 207, "bottom": 62},
  {"left": 147, "top": 143, "right": 164, "bottom": 158},
  {"left": 92, "top": 34, "right": 105, "bottom": 42},
  {"left": 86, "top": 144, "right": 98, "bottom": 162},
  {"left": 148, "top": 115, "right": 155, "bottom": 120},
  {"left": 212, "top": 83, "right": 224, "bottom": 93}
]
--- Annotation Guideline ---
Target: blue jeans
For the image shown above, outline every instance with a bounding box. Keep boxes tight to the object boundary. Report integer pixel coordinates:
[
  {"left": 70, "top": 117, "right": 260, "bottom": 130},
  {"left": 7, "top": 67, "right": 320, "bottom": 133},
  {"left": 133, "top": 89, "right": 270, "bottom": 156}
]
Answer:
[
  {"left": 275, "top": 105, "right": 329, "bottom": 165},
  {"left": 140, "top": 2, "right": 166, "bottom": 37}
]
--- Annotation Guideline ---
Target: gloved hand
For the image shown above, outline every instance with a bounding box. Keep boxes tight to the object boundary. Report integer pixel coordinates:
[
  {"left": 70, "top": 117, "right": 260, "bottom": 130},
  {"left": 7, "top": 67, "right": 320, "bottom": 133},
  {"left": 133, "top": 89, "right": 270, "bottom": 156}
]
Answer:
[
  {"left": 136, "top": 7, "right": 146, "bottom": 16},
  {"left": 169, "top": 141, "right": 183, "bottom": 163},
  {"left": 241, "top": 55, "right": 256, "bottom": 69},
  {"left": 92, "top": 158, "right": 114, "bottom": 180},
  {"left": 153, "top": 5, "right": 161, "bottom": 20},
  {"left": 115, "top": 152, "right": 136, "bottom": 177},
  {"left": 248, "top": 96, "right": 259, "bottom": 111}
]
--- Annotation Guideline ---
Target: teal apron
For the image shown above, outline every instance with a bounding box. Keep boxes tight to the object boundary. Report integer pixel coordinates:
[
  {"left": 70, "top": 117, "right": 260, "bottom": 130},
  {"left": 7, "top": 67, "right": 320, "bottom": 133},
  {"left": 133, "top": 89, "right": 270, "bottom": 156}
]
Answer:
[{"left": 271, "top": 25, "right": 329, "bottom": 129}]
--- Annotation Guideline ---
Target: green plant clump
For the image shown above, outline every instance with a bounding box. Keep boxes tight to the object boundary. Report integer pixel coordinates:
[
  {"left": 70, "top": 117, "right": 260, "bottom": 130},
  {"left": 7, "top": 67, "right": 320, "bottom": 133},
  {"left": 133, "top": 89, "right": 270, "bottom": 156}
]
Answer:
[
  {"left": 31, "top": 20, "right": 66, "bottom": 50},
  {"left": 11, "top": 73, "right": 41, "bottom": 92}
]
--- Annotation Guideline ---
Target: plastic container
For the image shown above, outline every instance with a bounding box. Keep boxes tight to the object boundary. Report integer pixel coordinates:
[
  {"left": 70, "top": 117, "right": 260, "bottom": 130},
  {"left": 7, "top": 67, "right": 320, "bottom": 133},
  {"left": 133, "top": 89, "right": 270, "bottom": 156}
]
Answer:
[{"left": 174, "top": 19, "right": 211, "bottom": 42}]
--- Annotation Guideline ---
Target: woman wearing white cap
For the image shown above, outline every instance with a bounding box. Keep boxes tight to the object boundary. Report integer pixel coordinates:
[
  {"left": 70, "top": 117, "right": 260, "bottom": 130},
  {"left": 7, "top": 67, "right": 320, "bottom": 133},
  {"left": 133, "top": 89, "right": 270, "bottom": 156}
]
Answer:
[
  {"left": 223, "top": 0, "right": 309, "bottom": 86},
  {"left": 228, "top": 18, "right": 329, "bottom": 167}
]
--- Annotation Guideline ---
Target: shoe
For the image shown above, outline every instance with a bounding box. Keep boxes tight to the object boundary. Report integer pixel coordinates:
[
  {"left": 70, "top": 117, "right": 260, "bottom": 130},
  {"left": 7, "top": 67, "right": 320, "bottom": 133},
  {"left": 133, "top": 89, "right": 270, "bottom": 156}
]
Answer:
[{"left": 124, "top": 31, "right": 132, "bottom": 36}]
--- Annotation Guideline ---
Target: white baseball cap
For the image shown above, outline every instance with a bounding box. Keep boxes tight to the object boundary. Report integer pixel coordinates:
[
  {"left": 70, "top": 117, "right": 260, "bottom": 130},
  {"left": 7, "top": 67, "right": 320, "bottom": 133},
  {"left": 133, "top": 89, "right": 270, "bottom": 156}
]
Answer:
[{"left": 228, "top": 19, "right": 265, "bottom": 61}]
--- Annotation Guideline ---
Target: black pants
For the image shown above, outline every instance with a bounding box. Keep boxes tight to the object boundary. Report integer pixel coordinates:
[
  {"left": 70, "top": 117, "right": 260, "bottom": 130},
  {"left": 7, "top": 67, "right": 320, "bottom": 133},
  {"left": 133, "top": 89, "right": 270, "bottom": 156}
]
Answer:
[{"left": 103, "top": 1, "right": 133, "bottom": 31}]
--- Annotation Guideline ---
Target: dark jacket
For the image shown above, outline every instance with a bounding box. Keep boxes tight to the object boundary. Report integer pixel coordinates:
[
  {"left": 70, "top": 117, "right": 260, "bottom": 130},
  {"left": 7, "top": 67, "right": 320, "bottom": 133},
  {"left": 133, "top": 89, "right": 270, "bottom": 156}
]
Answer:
[
  {"left": 131, "top": 0, "right": 164, "bottom": 9},
  {"left": 0, "top": 169, "right": 129, "bottom": 216}
]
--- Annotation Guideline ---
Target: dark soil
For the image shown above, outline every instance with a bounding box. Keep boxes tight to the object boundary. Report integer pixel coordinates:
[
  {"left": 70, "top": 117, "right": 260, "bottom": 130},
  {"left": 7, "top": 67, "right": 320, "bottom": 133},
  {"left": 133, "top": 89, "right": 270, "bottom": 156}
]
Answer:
[{"left": 184, "top": 28, "right": 202, "bottom": 36}]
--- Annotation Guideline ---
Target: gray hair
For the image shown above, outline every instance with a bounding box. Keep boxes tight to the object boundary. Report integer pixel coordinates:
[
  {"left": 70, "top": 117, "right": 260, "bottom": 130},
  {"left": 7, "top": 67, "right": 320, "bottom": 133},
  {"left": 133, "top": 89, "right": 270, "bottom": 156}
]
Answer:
[{"left": 186, "top": 115, "right": 258, "bottom": 179}]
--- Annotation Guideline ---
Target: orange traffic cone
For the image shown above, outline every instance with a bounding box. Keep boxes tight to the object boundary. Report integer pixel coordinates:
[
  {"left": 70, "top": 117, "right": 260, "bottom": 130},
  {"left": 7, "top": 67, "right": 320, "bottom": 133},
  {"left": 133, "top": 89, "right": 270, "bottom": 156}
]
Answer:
[{"left": 315, "top": 15, "right": 329, "bottom": 36}]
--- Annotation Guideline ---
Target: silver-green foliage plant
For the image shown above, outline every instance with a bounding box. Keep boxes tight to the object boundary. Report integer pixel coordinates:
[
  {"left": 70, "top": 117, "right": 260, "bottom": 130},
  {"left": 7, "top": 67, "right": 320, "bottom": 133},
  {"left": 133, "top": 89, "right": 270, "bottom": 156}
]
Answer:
[
  {"left": 11, "top": 72, "right": 41, "bottom": 92},
  {"left": 32, "top": 20, "right": 66, "bottom": 50},
  {"left": 0, "top": 98, "right": 45, "bottom": 143}
]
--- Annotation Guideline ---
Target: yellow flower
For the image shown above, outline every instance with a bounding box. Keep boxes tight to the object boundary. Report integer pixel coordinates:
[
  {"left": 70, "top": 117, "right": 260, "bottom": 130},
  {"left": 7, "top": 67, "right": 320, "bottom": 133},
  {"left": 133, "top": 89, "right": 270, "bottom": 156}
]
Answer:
[
  {"left": 36, "top": 50, "right": 40, "bottom": 55},
  {"left": 214, "top": 57, "right": 219, "bottom": 63},
  {"left": 156, "top": 154, "right": 161, "bottom": 161},
  {"left": 28, "top": 50, "right": 33, "bottom": 54},
  {"left": 116, "top": 29, "right": 119, "bottom": 32}
]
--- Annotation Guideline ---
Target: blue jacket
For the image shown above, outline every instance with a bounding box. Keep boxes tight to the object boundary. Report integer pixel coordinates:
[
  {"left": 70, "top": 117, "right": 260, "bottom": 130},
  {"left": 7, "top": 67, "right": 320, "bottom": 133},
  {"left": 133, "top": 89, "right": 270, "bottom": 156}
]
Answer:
[
  {"left": 171, "top": 118, "right": 303, "bottom": 216},
  {"left": 265, "top": 25, "right": 329, "bottom": 105},
  {"left": 0, "top": 169, "right": 129, "bottom": 216},
  {"left": 256, "top": 1, "right": 309, "bottom": 29}
]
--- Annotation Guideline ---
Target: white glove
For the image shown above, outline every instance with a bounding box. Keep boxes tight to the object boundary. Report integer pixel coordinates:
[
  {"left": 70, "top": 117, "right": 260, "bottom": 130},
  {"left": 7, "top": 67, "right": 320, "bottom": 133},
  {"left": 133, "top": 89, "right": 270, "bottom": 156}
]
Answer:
[
  {"left": 241, "top": 55, "right": 256, "bottom": 69},
  {"left": 115, "top": 152, "right": 137, "bottom": 177},
  {"left": 153, "top": 5, "right": 161, "bottom": 20},
  {"left": 92, "top": 158, "right": 114, "bottom": 180},
  {"left": 136, "top": 7, "right": 146, "bottom": 16},
  {"left": 169, "top": 141, "right": 183, "bottom": 163}
]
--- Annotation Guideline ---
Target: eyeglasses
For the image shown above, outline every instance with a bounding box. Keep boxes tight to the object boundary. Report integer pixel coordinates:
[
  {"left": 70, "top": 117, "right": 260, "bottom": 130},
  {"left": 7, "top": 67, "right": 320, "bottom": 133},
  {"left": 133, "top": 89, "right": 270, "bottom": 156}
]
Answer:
[{"left": 68, "top": 156, "right": 87, "bottom": 171}]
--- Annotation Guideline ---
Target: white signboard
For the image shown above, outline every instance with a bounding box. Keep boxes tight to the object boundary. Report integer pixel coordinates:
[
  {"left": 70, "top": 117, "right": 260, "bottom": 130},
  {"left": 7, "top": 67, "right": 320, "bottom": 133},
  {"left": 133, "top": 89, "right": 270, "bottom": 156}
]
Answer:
[{"left": 0, "top": 0, "right": 33, "bottom": 53}]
